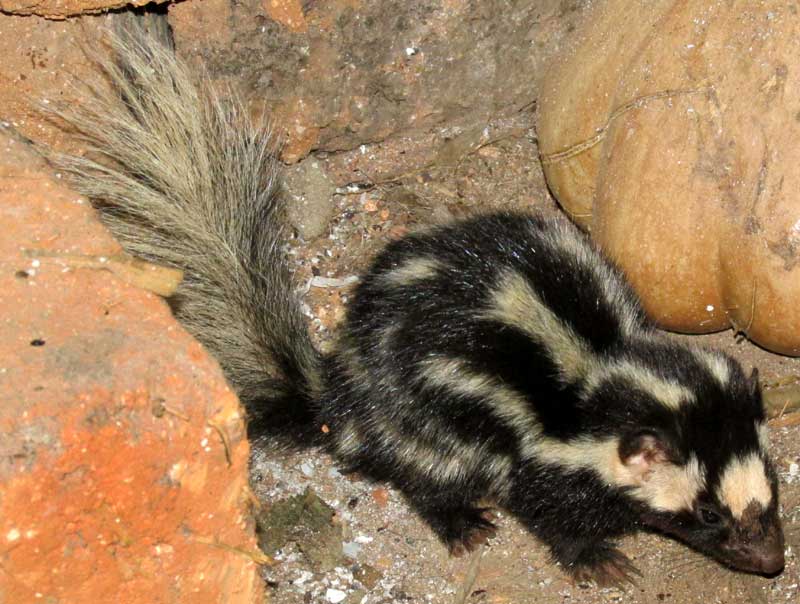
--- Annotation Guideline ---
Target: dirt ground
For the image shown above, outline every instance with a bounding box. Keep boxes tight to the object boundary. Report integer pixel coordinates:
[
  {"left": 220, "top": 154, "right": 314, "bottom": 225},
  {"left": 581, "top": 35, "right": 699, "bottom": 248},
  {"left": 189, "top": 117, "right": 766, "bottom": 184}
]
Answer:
[{"left": 250, "top": 118, "right": 800, "bottom": 604}]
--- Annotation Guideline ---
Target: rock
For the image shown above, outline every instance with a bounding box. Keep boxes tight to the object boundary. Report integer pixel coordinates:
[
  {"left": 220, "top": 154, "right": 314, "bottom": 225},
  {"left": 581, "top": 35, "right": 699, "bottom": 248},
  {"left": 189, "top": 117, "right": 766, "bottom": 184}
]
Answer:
[
  {"left": 0, "top": 130, "right": 262, "bottom": 603},
  {"left": 353, "top": 563, "right": 383, "bottom": 590},
  {"left": 170, "top": 0, "right": 579, "bottom": 163},
  {"left": 0, "top": 14, "right": 100, "bottom": 149},
  {"left": 325, "top": 588, "right": 347, "bottom": 603},
  {"left": 0, "top": 0, "right": 163, "bottom": 19},
  {"left": 343, "top": 541, "right": 361, "bottom": 558},
  {"left": 256, "top": 488, "right": 345, "bottom": 572},
  {"left": 371, "top": 487, "right": 389, "bottom": 508},
  {"left": 284, "top": 158, "right": 337, "bottom": 239}
]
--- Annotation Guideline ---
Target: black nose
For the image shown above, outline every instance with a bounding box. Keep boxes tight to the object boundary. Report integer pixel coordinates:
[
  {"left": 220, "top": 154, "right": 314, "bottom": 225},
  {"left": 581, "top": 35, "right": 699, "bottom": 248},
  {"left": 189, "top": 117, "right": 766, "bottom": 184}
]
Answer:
[{"left": 756, "top": 549, "right": 785, "bottom": 575}]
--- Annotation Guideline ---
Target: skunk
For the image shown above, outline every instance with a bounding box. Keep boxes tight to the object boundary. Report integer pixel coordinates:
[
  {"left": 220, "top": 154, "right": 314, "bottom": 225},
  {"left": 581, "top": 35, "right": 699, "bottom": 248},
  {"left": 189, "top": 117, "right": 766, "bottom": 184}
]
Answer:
[{"left": 50, "top": 16, "right": 784, "bottom": 586}]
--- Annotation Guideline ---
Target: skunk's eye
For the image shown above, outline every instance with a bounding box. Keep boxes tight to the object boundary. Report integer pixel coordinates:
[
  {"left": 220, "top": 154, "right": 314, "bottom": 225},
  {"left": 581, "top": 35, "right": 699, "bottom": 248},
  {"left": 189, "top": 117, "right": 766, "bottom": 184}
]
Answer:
[{"left": 699, "top": 507, "right": 721, "bottom": 525}]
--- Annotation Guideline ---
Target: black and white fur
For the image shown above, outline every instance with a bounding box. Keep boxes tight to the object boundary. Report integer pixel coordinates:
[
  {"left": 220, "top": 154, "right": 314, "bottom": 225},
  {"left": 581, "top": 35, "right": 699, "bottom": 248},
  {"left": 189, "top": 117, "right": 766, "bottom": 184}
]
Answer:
[{"left": 50, "top": 16, "right": 784, "bottom": 586}]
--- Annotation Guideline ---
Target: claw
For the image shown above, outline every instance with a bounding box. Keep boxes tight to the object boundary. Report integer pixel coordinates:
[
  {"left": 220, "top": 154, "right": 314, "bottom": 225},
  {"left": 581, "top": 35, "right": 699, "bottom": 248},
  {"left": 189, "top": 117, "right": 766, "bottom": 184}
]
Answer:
[
  {"left": 446, "top": 507, "right": 498, "bottom": 556},
  {"left": 569, "top": 547, "right": 641, "bottom": 588}
]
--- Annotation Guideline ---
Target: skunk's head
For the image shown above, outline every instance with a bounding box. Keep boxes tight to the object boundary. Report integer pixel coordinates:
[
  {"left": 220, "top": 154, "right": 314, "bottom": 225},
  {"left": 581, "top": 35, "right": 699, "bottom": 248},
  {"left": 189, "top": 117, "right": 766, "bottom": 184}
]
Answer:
[{"left": 612, "top": 353, "right": 784, "bottom": 575}]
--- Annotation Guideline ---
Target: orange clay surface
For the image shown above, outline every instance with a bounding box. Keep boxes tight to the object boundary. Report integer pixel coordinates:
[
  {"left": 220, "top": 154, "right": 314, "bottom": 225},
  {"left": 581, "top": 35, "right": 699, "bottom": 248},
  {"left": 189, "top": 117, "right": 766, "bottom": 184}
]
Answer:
[{"left": 0, "top": 131, "right": 263, "bottom": 603}]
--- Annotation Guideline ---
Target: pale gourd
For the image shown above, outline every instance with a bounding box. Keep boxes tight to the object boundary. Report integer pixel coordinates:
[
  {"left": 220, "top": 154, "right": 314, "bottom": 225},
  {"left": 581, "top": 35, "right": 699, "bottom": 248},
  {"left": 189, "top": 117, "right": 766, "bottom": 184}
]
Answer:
[{"left": 538, "top": 0, "right": 800, "bottom": 355}]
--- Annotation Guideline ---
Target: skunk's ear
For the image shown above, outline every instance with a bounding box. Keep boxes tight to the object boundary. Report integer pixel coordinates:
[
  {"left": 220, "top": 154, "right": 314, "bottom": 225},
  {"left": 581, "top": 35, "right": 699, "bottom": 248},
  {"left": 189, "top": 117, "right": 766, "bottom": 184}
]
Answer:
[{"left": 619, "top": 431, "right": 672, "bottom": 484}]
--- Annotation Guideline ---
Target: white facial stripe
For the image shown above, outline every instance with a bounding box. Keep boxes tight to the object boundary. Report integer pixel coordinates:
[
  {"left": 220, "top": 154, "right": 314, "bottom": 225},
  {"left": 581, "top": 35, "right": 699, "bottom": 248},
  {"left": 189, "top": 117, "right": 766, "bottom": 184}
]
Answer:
[
  {"left": 584, "top": 360, "right": 695, "bottom": 410},
  {"left": 717, "top": 453, "right": 773, "bottom": 518},
  {"left": 481, "top": 271, "right": 597, "bottom": 382},
  {"left": 382, "top": 256, "right": 442, "bottom": 286},
  {"left": 534, "top": 437, "right": 705, "bottom": 512},
  {"left": 638, "top": 455, "right": 705, "bottom": 512}
]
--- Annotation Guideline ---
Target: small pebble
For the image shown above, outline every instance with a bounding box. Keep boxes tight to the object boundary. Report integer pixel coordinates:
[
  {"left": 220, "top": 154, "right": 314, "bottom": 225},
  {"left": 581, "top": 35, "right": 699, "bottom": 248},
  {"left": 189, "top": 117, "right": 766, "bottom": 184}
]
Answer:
[
  {"left": 343, "top": 541, "right": 361, "bottom": 558},
  {"left": 371, "top": 488, "right": 389, "bottom": 508},
  {"left": 326, "top": 588, "right": 347, "bottom": 603}
]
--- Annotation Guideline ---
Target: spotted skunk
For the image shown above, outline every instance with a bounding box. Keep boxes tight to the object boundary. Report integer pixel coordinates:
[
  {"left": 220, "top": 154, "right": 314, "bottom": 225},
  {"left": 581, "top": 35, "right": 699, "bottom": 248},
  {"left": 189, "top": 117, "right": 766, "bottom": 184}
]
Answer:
[{"left": 50, "top": 16, "right": 784, "bottom": 586}]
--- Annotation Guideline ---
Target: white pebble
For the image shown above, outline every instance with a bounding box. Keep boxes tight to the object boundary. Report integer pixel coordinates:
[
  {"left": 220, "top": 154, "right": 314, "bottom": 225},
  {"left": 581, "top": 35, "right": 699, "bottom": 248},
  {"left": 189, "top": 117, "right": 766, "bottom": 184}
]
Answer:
[
  {"left": 789, "top": 462, "right": 799, "bottom": 476},
  {"left": 326, "top": 588, "right": 347, "bottom": 603}
]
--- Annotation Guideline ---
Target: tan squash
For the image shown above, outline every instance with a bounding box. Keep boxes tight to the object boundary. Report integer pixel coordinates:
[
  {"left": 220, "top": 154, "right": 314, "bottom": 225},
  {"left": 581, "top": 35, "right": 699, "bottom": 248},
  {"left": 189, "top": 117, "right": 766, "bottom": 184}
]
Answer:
[{"left": 538, "top": 0, "right": 800, "bottom": 355}]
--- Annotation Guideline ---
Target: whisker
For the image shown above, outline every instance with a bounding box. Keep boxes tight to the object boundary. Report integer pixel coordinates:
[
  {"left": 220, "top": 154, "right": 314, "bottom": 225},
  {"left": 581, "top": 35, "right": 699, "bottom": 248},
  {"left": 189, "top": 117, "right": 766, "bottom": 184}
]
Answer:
[
  {"left": 661, "top": 552, "right": 692, "bottom": 564},
  {"left": 667, "top": 556, "right": 714, "bottom": 577}
]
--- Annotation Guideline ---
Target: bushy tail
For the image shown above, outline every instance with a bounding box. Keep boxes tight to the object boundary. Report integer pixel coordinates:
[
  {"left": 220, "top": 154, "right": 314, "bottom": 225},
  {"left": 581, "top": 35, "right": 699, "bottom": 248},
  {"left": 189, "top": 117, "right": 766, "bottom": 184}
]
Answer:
[{"left": 48, "top": 15, "right": 322, "bottom": 443}]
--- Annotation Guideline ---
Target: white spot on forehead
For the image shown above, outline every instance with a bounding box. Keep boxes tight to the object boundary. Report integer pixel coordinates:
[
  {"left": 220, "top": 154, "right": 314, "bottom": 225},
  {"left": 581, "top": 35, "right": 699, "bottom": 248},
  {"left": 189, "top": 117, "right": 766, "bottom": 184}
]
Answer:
[{"left": 717, "top": 453, "right": 772, "bottom": 518}]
